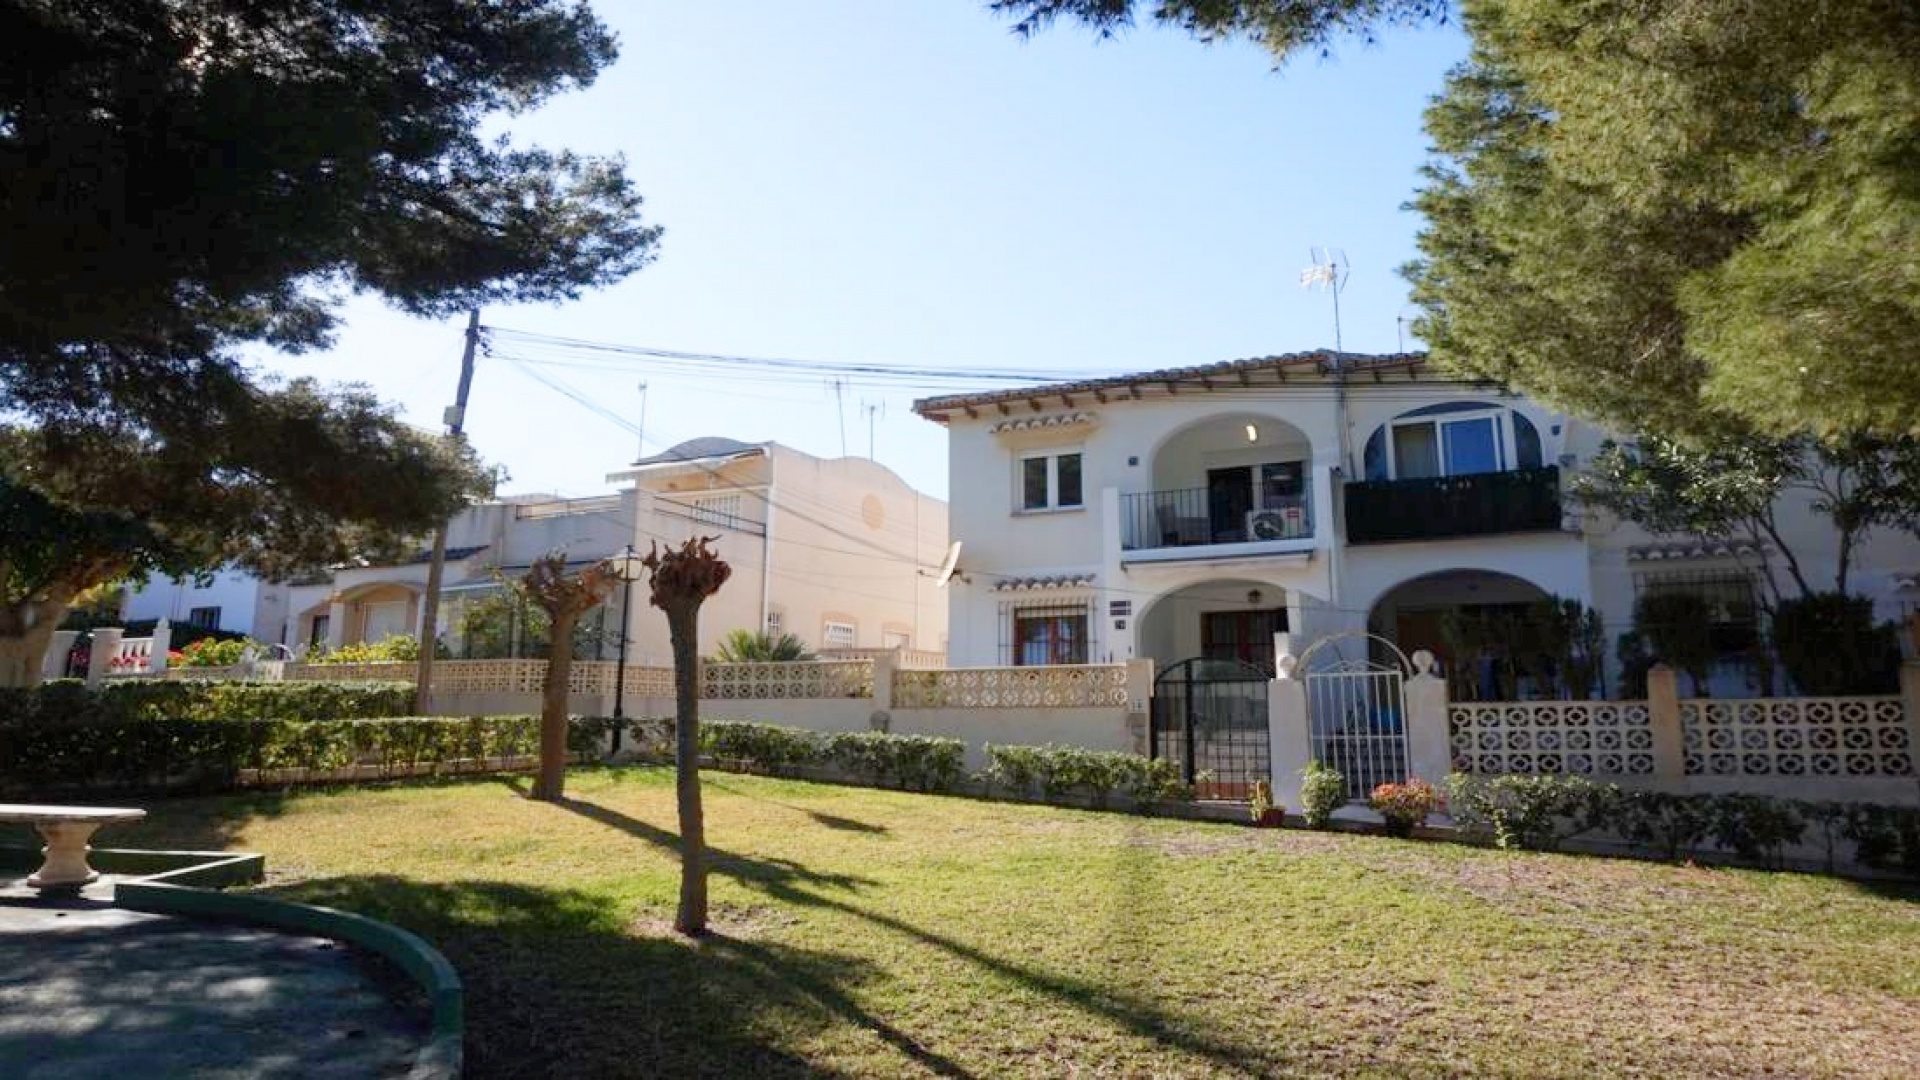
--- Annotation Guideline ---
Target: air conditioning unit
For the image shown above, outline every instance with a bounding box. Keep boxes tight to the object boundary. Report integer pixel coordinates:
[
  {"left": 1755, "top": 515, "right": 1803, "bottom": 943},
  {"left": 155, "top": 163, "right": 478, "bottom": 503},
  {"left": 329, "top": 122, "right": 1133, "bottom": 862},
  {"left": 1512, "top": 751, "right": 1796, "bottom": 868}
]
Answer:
[{"left": 1245, "top": 508, "right": 1299, "bottom": 541}]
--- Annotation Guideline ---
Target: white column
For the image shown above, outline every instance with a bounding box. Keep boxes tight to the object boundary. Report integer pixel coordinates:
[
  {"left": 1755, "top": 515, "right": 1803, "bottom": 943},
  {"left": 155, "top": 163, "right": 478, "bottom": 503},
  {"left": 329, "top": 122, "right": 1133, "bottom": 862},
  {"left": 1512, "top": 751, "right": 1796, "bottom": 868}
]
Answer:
[
  {"left": 1124, "top": 657, "right": 1155, "bottom": 757},
  {"left": 1269, "top": 636, "right": 1313, "bottom": 811},
  {"left": 148, "top": 619, "right": 172, "bottom": 674},
  {"left": 86, "top": 628, "right": 124, "bottom": 687},
  {"left": 1403, "top": 650, "right": 1452, "bottom": 784},
  {"left": 43, "top": 630, "right": 79, "bottom": 681},
  {"left": 1646, "top": 664, "right": 1685, "bottom": 787},
  {"left": 326, "top": 600, "right": 348, "bottom": 649},
  {"left": 1099, "top": 486, "right": 1135, "bottom": 662}
]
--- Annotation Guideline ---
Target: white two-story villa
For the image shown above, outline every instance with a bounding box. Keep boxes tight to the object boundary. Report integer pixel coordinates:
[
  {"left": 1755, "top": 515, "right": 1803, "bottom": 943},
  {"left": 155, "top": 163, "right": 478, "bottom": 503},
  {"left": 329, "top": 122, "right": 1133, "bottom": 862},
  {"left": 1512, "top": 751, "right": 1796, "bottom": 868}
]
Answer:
[{"left": 915, "top": 352, "right": 1920, "bottom": 689}]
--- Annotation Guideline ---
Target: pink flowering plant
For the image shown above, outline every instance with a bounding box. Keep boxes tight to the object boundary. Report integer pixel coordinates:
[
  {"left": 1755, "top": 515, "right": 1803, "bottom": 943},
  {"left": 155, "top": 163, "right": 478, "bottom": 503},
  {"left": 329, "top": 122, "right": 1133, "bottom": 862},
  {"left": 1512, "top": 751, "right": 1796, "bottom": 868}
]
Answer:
[{"left": 1368, "top": 778, "right": 1441, "bottom": 838}]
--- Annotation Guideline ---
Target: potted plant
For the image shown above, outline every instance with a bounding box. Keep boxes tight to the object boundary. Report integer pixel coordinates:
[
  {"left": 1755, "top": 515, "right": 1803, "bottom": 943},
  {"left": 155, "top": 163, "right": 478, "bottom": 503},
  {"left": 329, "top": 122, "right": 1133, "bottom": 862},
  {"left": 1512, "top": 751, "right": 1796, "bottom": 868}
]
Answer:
[
  {"left": 1368, "top": 778, "right": 1440, "bottom": 839},
  {"left": 1247, "top": 779, "right": 1284, "bottom": 828},
  {"left": 1299, "top": 761, "right": 1347, "bottom": 830}
]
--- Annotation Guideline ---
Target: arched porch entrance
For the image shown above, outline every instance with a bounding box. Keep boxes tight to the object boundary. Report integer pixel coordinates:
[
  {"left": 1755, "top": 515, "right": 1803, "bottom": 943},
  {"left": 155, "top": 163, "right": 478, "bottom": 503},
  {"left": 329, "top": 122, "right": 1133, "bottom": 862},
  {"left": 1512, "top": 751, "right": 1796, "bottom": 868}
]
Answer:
[{"left": 1366, "top": 569, "right": 1556, "bottom": 701}]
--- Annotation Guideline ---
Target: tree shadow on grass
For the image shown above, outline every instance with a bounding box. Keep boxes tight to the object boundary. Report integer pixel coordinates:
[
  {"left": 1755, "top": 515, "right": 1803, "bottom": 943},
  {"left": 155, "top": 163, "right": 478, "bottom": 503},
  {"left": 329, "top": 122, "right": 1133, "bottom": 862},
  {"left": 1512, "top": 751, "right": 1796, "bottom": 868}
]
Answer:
[
  {"left": 104, "top": 787, "right": 299, "bottom": 853},
  {"left": 542, "top": 791, "right": 1279, "bottom": 1077},
  {"left": 268, "top": 875, "right": 974, "bottom": 1079},
  {"left": 547, "top": 792, "right": 881, "bottom": 896},
  {"left": 703, "top": 776, "right": 892, "bottom": 835}
]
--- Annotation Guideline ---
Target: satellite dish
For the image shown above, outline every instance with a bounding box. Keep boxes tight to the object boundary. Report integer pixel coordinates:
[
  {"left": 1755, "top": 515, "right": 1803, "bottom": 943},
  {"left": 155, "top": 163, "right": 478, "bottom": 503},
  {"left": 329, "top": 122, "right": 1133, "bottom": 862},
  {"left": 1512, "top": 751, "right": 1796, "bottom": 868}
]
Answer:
[{"left": 934, "top": 540, "right": 965, "bottom": 588}]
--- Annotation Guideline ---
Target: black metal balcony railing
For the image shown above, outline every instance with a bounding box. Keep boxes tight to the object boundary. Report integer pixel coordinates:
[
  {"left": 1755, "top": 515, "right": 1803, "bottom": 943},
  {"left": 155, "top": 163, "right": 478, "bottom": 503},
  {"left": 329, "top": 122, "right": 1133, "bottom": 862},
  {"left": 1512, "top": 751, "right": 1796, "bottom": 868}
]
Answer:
[
  {"left": 1120, "top": 488, "right": 1313, "bottom": 551},
  {"left": 1344, "top": 465, "right": 1562, "bottom": 545}
]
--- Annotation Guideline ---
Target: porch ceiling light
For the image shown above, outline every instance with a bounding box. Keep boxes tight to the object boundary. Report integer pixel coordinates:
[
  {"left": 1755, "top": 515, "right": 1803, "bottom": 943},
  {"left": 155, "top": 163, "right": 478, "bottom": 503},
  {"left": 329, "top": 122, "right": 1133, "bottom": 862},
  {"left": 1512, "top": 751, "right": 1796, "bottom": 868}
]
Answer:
[{"left": 1244, "top": 423, "right": 1258, "bottom": 443}]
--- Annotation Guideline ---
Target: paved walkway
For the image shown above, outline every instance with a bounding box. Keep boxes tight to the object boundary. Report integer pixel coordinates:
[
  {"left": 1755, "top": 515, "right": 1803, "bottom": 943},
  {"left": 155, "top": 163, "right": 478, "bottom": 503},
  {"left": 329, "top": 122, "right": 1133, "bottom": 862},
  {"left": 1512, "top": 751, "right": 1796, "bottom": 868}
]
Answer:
[{"left": 0, "top": 876, "right": 429, "bottom": 1079}]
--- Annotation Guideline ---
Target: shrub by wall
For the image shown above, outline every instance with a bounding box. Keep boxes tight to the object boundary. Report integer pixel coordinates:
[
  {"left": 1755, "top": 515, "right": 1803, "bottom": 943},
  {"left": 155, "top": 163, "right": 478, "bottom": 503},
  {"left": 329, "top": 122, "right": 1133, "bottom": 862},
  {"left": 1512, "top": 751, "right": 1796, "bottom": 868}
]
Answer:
[
  {"left": 0, "top": 680, "right": 417, "bottom": 725},
  {"left": 982, "top": 743, "right": 1189, "bottom": 809},
  {"left": 1445, "top": 772, "right": 1920, "bottom": 876},
  {"left": 0, "top": 714, "right": 619, "bottom": 796}
]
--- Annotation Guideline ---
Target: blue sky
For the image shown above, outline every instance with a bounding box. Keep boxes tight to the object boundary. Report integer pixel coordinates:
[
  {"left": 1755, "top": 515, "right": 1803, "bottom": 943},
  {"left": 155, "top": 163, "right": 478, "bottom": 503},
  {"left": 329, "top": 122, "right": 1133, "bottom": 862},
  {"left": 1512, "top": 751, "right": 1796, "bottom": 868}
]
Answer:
[{"left": 257, "top": 3, "right": 1469, "bottom": 501}]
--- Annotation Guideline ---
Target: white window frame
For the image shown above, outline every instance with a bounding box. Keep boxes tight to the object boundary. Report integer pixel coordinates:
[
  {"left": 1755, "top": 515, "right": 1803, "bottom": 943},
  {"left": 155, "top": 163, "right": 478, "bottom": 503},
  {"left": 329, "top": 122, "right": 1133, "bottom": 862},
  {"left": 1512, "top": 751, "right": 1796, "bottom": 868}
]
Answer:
[
  {"left": 882, "top": 629, "right": 911, "bottom": 650},
  {"left": 823, "top": 620, "right": 857, "bottom": 649},
  {"left": 1387, "top": 409, "right": 1514, "bottom": 480},
  {"left": 765, "top": 610, "right": 784, "bottom": 637},
  {"left": 1016, "top": 449, "right": 1084, "bottom": 512}
]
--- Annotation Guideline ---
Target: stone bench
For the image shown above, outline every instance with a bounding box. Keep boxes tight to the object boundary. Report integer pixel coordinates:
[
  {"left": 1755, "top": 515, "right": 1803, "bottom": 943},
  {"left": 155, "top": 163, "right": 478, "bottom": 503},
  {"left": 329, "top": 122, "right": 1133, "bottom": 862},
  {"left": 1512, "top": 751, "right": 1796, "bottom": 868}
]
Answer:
[{"left": 0, "top": 804, "right": 148, "bottom": 888}]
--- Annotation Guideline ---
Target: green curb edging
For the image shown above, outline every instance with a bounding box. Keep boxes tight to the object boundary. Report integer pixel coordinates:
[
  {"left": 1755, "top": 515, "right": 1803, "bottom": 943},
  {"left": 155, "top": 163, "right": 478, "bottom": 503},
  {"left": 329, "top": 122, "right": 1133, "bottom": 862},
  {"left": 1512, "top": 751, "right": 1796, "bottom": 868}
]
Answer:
[{"left": 114, "top": 878, "right": 464, "bottom": 1080}]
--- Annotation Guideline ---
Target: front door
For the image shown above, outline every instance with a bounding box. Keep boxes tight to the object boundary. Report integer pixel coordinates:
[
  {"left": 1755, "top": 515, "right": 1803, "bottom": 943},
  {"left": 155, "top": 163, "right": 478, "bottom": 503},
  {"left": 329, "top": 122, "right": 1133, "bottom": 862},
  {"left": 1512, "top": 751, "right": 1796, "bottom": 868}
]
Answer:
[{"left": 1203, "top": 609, "right": 1289, "bottom": 675}]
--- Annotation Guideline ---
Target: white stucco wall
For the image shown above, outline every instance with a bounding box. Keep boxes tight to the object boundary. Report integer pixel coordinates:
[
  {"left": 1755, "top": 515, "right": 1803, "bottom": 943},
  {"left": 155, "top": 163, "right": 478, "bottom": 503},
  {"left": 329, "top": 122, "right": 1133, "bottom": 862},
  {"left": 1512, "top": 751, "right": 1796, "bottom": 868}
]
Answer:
[{"left": 121, "top": 568, "right": 280, "bottom": 637}]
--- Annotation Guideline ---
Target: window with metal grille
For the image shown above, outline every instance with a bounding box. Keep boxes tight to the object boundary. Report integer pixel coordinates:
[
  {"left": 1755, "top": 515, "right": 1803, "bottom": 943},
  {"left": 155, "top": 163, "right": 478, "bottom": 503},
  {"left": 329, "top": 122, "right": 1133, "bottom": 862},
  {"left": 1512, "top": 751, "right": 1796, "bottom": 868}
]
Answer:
[
  {"left": 765, "top": 610, "right": 784, "bottom": 636},
  {"left": 1000, "top": 599, "right": 1093, "bottom": 665},
  {"left": 186, "top": 606, "right": 221, "bottom": 630},
  {"left": 1632, "top": 569, "right": 1762, "bottom": 655},
  {"left": 686, "top": 493, "right": 743, "bottom": 530},
  {"left": 823, "top": 621, "right": 856, "bottom": 649}
]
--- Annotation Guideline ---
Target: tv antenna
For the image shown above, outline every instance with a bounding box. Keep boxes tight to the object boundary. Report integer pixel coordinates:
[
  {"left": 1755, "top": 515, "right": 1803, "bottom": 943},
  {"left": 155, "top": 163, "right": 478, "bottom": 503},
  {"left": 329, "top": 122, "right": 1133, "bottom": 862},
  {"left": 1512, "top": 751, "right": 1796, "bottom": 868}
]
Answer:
[
  {"left": 826, "top": 378, "right": 849, "bottom": 457},
  {"left": 1300, "top": 247, "right": 1350, "bottom": 353},
  {"left": 862, "top": 399, "right": 885, "bottom": 460}
]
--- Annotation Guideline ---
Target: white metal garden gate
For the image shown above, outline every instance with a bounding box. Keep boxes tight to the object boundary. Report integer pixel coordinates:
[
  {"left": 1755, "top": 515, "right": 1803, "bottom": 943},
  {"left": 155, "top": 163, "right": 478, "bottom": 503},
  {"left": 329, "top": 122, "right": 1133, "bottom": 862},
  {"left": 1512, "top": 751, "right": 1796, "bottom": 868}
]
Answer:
[{"left": 1299, "top": 633, "right": 1412, "bottom": 801}]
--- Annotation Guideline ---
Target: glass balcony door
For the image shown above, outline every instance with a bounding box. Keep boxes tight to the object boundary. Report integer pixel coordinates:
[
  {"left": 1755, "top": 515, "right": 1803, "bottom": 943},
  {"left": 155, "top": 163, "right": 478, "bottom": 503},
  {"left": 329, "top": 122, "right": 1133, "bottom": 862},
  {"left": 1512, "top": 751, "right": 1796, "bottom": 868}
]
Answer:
[{"left": 1392, "top": 413, "right": 1506, "bottom": 479}]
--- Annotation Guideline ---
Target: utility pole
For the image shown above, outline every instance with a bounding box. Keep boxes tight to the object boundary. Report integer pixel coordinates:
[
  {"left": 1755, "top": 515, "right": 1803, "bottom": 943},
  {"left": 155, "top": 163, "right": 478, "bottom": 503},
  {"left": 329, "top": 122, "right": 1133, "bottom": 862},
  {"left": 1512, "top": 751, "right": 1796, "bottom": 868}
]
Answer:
[{"left": 414, "top": 309, "right": 482, "bottom": 712}]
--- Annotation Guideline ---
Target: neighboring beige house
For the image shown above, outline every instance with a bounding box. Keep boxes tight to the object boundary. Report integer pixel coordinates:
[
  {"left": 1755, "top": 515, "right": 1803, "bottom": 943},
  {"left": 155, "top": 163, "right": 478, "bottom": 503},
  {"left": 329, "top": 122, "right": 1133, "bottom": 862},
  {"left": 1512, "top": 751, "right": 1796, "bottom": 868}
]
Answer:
[
  {"left": 123, "top": 439, "right": 951, "bottom": 664},
  {"left": 607, "top": 438, "right": 949, "bottom": 664},
  {"left": 279, "top": 492, "right": 635, "bottom": 654}
]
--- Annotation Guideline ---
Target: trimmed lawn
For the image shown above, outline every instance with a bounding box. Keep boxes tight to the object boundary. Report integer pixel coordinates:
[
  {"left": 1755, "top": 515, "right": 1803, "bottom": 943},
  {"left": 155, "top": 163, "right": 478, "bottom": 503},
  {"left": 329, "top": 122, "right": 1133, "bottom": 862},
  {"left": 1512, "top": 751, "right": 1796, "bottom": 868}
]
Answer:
[{"left": 120, "top": 767, "right": 1920, "bottom": 1078}]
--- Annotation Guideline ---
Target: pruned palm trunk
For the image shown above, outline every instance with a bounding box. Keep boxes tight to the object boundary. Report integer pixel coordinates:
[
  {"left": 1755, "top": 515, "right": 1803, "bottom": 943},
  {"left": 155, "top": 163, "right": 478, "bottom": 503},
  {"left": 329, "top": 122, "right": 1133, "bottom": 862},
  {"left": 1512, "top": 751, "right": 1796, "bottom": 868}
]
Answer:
[
  {"left": 667, "top": 599, "right": 706, "bottom": 935},
  {"left": 531, "top": 609, "right": 580, "bottom": 802},
  {"left": 639, "top": 537, "right": 731, "bottom": 939}
]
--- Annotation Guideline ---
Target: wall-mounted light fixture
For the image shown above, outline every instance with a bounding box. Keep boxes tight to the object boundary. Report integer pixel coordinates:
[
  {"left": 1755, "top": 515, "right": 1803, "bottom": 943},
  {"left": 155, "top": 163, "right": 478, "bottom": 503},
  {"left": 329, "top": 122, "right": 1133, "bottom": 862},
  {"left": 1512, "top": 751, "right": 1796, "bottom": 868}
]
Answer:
[
  {"left": 1247, "top": 588, "right": 1264, "bottom": 606},
  {"left": 1244, "top": 423, "right": 1259, "bottom": 443}
]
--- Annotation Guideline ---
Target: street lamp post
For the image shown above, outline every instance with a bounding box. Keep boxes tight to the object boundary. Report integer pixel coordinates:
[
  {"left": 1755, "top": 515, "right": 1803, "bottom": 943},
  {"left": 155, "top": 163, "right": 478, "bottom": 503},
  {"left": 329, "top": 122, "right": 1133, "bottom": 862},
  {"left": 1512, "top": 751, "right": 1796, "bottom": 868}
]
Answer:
[{"left": 608, "top": 545, "right": 647, "bottom": 753}]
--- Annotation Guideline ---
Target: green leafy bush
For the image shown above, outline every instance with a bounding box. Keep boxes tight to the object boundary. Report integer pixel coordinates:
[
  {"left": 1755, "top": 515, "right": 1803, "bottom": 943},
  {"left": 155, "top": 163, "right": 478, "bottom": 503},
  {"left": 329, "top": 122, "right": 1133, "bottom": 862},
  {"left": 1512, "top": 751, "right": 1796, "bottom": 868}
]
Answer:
[
  {"left": 175, "top": 637, "right": 256, "bottom": 667},
  {"left": 0, "top": 713, "right": 614, "bottom": 795},
  {"left": 700, "top": 721, "right": 822, "bottom": 774},
  {"left": 982, "top": 744, "right": 1190, "bottom": 810},
  {"left": 0, "top": 680, "right": 417, "bottom": 725},
  {"left": 1447, "top": 773, "right": 1619, "bottom": 851},
  {"left": 307, "top": 635, "right": 420, "bottom": 664},
  {"left": 1633, "top": 592, "right": 1716, "bottom": 695},
  {"left": 1610, "top": 789, "right": 1715, "bottom": 861},
  {"left": 1842, "top": 804, "right": 1920, "bottom": 876},
  {"left": 1707, "top": 793, "right": 1807, "bottom": 869},
  {"left": 823, "top": 731, "right": 965, "bottom": 793},
  {"left": 1770, "top": 593, "right": 1902, "bottom": 696},
  {"left": 1299, "top": 761, "right": 1346, "bottom": 829}
]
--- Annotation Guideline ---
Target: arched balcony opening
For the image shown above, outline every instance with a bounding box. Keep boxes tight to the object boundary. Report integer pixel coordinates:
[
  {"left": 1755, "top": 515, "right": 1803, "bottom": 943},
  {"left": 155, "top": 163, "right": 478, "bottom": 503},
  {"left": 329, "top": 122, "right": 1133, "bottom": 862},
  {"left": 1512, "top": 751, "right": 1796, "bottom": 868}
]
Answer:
[{"left": 1122, "top": 414, "right": 1316, "bottom": 552}]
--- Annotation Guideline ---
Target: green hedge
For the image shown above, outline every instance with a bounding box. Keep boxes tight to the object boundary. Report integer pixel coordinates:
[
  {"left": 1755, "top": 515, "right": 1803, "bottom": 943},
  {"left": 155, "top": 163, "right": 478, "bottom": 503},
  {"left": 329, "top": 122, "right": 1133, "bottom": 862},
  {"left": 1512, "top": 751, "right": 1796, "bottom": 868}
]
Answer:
[
  {"left": 1445, "top": 772, "right": 1920, "bottom": 874},
  {"left": 698, "top": 721, "right": 965, "bottom": 793},
  {"left": 981, "top": 743, "right": 1190, "bottom": 809},
  {"left": 0, "top": 714, "right": 620, "bottom": 795},
  {"left": 0, "top": 679, "right": 417, "bottom": 724}
]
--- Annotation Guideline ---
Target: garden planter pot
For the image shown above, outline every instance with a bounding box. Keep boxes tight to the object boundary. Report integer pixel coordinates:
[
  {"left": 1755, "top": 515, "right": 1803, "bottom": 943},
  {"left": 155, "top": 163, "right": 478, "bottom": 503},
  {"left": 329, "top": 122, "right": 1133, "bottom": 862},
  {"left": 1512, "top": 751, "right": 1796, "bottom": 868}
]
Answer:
[
  {"left": 1380, "top": 818, "right": 1418, "bottom": 839},
  {"left": 1254, "top": 808, "right": 1285, "bottom": 828}
]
